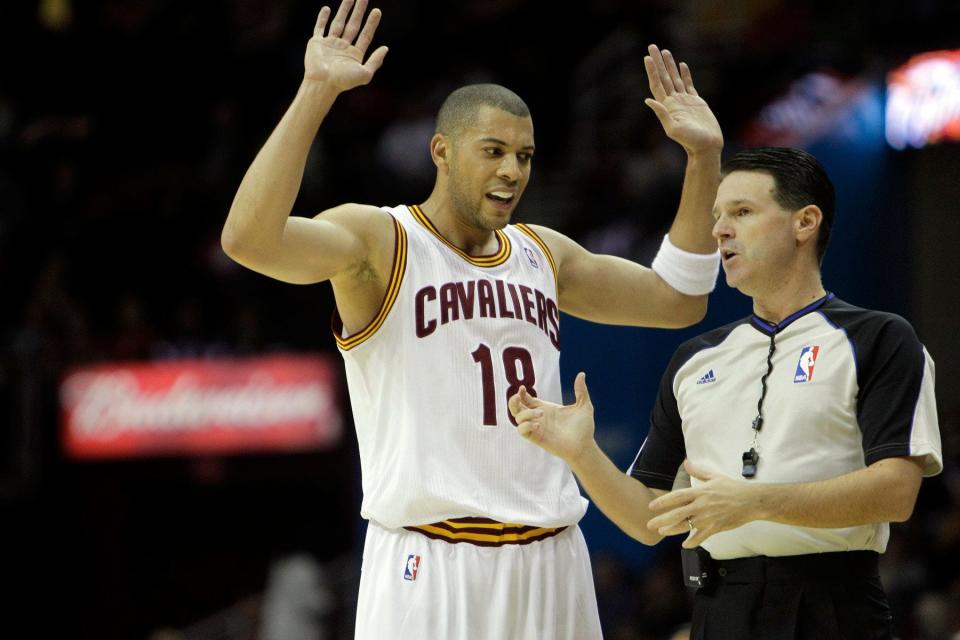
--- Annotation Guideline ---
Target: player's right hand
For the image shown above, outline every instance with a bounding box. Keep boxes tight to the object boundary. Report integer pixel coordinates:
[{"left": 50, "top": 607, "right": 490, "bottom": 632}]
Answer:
[{"left": 305, "top": 0, "right": 388, "bottom": 92}]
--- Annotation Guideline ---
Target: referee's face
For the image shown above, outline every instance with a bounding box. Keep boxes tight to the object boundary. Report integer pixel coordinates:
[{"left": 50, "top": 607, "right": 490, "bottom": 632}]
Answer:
[{"left": 712, "top": 171, "right": 800, "bottom": 295}]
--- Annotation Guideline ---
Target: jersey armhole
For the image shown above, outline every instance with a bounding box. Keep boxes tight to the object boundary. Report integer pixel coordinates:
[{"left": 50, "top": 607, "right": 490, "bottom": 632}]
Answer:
[
  {"left": 331, "top": 217, "right": 408, "bottom": 350},
  {"left": 514, "top": 224, "right": 558, "bottom": 291}
]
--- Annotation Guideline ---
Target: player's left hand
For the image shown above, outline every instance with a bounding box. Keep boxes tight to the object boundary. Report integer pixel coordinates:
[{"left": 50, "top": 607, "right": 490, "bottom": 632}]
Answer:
[
  {"left": 509, "top": 372, "right": 596, "bottom": 465},
  {"left": 646, "top": 459, "right": 760, "bottom": 548},
  {"left": 643, "top": 45, "right": 723, "bottom": 155}
]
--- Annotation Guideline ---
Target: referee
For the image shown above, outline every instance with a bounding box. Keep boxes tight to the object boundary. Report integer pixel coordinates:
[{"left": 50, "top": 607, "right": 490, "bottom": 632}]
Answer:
[{"left": 509, "top": 147, "right": 942, "bottom": 639}]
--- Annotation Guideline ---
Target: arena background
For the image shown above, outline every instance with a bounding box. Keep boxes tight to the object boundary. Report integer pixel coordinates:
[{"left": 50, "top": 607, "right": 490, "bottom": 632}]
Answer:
[{"left": 1, "top": 1, "right": 958, "bottom": 638}]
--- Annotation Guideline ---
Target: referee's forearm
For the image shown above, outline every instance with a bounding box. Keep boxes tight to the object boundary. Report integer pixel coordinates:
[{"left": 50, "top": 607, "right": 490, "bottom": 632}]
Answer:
[{"left": 753, "top": 457, "right": 923, "bottom": 527}]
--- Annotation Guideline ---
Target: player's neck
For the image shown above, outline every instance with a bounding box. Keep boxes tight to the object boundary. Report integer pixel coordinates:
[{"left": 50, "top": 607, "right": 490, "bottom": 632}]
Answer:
[{"left": 418, "top": 193, "right": 501, "bottom": 257}]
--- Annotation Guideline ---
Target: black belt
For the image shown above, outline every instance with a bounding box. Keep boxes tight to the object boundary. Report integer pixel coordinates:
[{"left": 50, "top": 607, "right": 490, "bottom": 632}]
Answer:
[{"left": 713, "top": 550, "right": 880, "bottom": 583}]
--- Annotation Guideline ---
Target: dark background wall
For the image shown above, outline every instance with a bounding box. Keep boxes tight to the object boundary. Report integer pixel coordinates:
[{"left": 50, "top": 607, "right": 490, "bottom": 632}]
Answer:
[{"left": 1, "top": 1, "right": 958, "bottom": 638}]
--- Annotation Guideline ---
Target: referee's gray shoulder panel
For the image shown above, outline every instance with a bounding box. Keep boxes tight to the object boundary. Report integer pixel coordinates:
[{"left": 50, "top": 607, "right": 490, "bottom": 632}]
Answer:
[
  {"left": 668, "top": 316, "right": 754, "bottom": 379},
  {"left": 629, "top": 317, "right": 752, "bottom": 490}
]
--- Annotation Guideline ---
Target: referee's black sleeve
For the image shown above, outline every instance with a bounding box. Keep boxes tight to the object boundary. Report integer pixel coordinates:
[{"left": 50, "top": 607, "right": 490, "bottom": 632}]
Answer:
[
  {"left": 854, "top": 314, "right": 927, "bottom": 465},
  {"left": 629, "top": 350, "right": 688, "bottom": 490}
]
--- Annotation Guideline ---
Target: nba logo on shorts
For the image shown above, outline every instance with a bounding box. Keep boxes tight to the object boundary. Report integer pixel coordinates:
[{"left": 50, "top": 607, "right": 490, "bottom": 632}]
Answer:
[
  {"left": 403, "top": 554, "right": 421, "bottom": 581},
  {"left": 794, "top": 345, "right": 820, "bottom": 383}
]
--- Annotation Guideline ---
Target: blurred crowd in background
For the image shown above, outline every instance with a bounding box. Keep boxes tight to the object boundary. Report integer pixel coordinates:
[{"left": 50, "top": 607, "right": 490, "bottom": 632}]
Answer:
[{"left": 1, "top": 0, "right": 958, "bottom": 638}]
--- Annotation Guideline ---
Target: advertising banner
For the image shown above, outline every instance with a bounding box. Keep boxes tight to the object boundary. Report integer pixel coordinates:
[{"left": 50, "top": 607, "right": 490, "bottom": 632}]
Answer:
[
  {"left": 61, "top": 355, "right": 342, "bottom": 459},
  {"left": 887, "top": 49, "right": 960, "bottom": 150}
]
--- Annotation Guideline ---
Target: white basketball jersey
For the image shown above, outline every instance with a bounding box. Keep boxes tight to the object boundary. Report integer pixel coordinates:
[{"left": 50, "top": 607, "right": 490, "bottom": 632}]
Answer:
[{"left": 333, "top": 205, "right": 588, "bottom": 529}]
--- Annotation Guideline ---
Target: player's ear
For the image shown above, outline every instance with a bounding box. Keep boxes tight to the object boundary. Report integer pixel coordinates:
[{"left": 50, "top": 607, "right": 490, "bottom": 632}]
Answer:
[{"left": 431, "top": 133, "right": 450, "bottom": 172}]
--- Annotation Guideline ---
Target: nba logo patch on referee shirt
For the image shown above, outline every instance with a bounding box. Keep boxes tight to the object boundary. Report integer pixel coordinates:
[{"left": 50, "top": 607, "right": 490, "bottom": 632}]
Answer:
[
  {"left": 403, "top": 554, "right": 421, "bottom": 581},
  {"left": 794, "top": 345, "right": 820, "bottom": 383}
]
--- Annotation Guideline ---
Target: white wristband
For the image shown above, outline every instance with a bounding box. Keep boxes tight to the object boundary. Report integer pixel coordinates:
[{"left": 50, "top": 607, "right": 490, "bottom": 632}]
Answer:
[{"left": 650, "top": 234, "right": 720, "bottom": 295}]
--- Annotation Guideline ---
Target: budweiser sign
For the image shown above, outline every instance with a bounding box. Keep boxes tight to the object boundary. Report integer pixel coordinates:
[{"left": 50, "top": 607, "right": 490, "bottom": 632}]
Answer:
[{"left": 61, "top": 355, "right": 342, "bottom": 459}]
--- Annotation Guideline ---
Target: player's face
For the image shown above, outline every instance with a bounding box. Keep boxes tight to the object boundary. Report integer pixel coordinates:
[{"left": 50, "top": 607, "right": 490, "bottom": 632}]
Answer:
[
  {"left": 446, "top": 106, "right": 535, "bottom": 231},
  {"left": 712, "top": 171, "right": 800, "bottom": 295}
]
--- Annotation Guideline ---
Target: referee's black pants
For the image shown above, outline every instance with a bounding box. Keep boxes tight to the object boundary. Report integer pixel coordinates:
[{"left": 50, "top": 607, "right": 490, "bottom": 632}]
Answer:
[{"left": 691, "top": 550, "right": 893, "bottom": 639}]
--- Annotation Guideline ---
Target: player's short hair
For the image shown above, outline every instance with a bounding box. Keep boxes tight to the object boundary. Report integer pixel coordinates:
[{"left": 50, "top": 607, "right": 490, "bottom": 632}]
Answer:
[
  {"left": 721, "top": 147, "right": 836, "bottom": 264},
  {"left": 435, "top": 84, "right": 531, "bottom": 139}
]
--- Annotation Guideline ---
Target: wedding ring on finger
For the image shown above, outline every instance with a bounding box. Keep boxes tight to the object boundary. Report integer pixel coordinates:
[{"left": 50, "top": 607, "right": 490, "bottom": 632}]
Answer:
[{"left": 686, "top": 516, "right": 695, "bottom": 532}]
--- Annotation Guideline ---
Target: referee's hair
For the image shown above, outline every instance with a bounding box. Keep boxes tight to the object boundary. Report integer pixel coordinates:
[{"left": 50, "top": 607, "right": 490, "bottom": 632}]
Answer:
[
  {"left": 435, "top": 84, "right": 530, "bottom": 141},
  {"left": 722, "top": 147, "right": 836, "bottom": 265}
]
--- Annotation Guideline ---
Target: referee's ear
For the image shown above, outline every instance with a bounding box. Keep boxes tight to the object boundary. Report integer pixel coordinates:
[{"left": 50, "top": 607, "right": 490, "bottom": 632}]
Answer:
[{"left": 794, "top": 204, "right": 822, "bottom": 251}]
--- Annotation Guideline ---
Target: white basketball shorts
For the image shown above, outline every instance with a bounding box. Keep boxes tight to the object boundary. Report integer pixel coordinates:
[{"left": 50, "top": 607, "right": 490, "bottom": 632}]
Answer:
[{"left": 354, "top": 519, "right": 603, "bottom": 639}]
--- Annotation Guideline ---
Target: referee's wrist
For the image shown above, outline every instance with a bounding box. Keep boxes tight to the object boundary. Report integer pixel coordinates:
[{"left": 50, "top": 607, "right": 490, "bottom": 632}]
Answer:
[{"left": 749, "top": 483, "right": 778, "bottom": 522}]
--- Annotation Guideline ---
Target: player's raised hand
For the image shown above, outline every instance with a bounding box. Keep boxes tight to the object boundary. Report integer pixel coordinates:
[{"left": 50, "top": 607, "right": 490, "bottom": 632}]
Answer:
[
  {"left": 305, "top": 0, "right": 388, "bottom": 92},
  {"left": 643, "top": 45, "right": 723, "bottom": 154},
  {"left": 509, "top": 372, "right": 596, "bottom": 464}
]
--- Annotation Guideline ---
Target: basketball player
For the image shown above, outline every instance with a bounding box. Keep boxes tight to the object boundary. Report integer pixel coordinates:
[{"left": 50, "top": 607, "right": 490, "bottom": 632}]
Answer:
[{"left": 220, "top": 1, "right": 724, "bottom": 638}]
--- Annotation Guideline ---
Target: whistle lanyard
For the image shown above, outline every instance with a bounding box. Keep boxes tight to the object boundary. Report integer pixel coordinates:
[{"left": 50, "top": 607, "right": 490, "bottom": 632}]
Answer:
[
  {"left": 741, "top": 292, "right": 834, "bottom": 478},
  {"left": 742, "top": 330, "right": 776, "bottom": 478}
]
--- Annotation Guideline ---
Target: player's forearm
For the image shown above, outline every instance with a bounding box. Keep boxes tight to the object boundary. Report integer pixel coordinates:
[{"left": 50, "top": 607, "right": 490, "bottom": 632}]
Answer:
[
  {"left": 222, "top": 80, "right": 340, "bottom": 259},
  {"left": 751, "top": 458, "right": 923, "bottom": 528},
  {"left": 569, "top": 441, "right": 665, "bottom": 545},
  {"left": 666, "top": 150, "right": 721, "bottom": 254},
  {"left": 642, "top": 149, "right": 720, "bottom": 324}
]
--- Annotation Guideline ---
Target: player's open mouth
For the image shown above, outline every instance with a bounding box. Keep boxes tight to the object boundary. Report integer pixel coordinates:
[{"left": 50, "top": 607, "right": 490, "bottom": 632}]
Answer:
[
  {"left": 485, "top": 191, "right": 515, "bottom": 208},
  {"left": 721, "top": 249, "right": 737, "bottom": 262}
]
